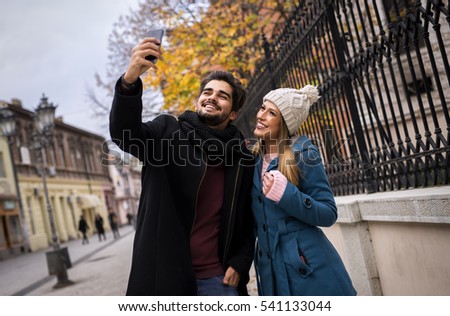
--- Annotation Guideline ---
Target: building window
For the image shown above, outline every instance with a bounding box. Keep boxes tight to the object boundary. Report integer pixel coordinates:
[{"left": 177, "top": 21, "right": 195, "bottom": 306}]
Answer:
[
  {"left": 20, "top": 146, "right": 31, "bottom": 165},
  {"left": 0, "top": 153, "right": 6, "bottom": 178},
  {"left": 88, "top": 153, "right": 95, "bottom": 173},
  {"left": 84, "top": 151, "right": 92, "bottom": 173},
  {"left": 49, "top": 147, "right": 56, "bottom": 167},
  {"left": 3, "top": 200, "right": 16, "bottom": 210},
  {"left": 59, "top": 145, "right": 66, "bottom": 168},
  {"left": 70, "top": 150, "right": 77, "bottom": 169}
]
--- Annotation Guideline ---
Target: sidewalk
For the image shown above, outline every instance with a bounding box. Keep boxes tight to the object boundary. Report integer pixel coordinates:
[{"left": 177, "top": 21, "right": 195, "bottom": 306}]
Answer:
[
  {"left": 0, "top": 225, "right": 135, "bottom": 296},
  {"left": 1, "top": 224, "right": 258, "bottom": 296}
]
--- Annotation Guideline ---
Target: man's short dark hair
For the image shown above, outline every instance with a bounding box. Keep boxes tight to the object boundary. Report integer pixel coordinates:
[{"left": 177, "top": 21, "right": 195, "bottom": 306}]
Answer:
[{"left": 199, "top": 71, "right": 247, "bottom": 112}]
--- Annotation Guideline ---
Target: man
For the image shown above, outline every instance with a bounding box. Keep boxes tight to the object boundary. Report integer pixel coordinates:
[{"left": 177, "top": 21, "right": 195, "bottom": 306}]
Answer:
[
  {"left": 108, "top": 211, "right": 120, "bottom": 239},
  {"left": 109, "top": 36, "right": 255, "bottom": 295},
  {"left": 78, "top": 215, "right": 89, "bottom": 245}
]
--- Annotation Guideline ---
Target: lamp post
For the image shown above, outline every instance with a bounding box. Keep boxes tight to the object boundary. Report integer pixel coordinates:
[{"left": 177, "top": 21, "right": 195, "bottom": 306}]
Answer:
[
  {"left": 0, "top": 95, "right": 74, "bottom": 289},
  {"left": 34, "top": 96, "right": 60, "bottom": 249},
  {"left": 0, "top": 109, "right": 30, "bottom": 253}
]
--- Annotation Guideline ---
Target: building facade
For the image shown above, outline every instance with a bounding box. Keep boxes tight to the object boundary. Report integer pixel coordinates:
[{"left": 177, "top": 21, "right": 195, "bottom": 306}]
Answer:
[
  {"left": 0, "top": 119, "right": 23, "bottom": 259},
  {"left": 0, "top": 96, "right": 112, "bottom": 255},
  {"left": 108, "top": 154, "right": 142, "bottom": 226}
]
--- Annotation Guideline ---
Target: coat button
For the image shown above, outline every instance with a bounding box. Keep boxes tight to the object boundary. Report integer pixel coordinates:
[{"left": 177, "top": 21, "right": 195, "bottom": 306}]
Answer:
[
  {"left": 299, "top": 267, "right": 307, "bottom": 275},
  {"left": 258, "top": 196, "right": 262, "bottom": 203},
  {"left": 267, "top": 252, "right": 271, "bottom": 259},
  {"left": 304, "top": 198, "right": 311, "bottom": 206},
  {"left": 262, "top": 224, "right": 267, "bottom": 232}
]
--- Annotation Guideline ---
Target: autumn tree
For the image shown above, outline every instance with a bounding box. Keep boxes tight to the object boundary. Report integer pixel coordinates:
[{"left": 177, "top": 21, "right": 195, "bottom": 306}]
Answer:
[{"left": 92, "top": 0, "right": 294, "bottom": 119}]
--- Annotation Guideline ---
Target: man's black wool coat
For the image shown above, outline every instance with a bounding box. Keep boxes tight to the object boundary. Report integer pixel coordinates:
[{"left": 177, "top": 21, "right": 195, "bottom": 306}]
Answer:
[{"left": 110, "top": 79, "right": 255, "bottom": 295}]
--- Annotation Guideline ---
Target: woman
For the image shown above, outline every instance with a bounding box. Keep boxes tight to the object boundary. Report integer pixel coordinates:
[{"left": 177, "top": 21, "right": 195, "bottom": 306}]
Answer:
[{"left": 251, "top": 85, "right": 356, "bottom": 296}]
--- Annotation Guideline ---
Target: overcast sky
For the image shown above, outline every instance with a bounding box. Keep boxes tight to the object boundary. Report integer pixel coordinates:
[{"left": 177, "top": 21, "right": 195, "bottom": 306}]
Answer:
[{"left": 0, "top": 0, "right": 141, "bottom": 139}]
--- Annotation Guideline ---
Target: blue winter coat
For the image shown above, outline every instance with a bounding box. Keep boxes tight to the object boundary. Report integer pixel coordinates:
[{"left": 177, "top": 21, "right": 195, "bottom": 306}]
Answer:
[{"left": 252, "top": 135, "right": 357, "bottom": 296}]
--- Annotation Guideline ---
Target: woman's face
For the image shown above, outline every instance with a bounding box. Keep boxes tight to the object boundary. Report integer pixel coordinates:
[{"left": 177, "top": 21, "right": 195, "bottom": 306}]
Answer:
[{"left": 254, "top": 100, "right": 282, "bottom": 141}]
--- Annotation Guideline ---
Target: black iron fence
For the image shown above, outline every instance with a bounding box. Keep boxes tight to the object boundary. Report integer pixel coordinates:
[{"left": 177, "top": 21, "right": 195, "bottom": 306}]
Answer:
[{"left": 235, "top": 0, "right": 450, "bottom": 195}]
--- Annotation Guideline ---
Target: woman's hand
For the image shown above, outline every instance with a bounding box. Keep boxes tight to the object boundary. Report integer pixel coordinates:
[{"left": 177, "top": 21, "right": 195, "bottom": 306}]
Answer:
[{"left": 262, "top": 172, "right": 275, "bottom": 196}]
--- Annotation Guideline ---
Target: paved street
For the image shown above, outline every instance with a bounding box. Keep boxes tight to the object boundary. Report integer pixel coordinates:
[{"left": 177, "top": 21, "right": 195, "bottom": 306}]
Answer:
[
  {"left": 1, "top": 225, "right": 258, "bottom": 296},
  {"left": 0, "top": 225, "right": 135, "bottom": 296}
]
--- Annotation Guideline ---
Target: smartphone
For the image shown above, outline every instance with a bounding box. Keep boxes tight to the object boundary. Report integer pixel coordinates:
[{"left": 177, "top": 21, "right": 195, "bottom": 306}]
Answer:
[{"left": 145, "top": 29, "right": 164, "bottom": 63}]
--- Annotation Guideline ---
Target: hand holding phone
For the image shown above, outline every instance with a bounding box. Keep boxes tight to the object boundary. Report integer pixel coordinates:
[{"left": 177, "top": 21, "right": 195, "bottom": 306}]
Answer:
[
  {"left": 145, "top": 29, "right": 164, "bottom": 63},
  {"left": 123, "top": 29, "right": 165, "bottom": 84}
]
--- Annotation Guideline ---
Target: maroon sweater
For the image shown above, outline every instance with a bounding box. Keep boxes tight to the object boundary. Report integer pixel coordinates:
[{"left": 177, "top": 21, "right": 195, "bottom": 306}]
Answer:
[{"left": 190, "top": 164, "right": 225, "bottom": 279}]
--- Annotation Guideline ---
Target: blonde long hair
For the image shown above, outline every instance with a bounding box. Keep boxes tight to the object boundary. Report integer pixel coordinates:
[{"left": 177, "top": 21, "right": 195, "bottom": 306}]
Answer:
[{"left": 252, "top": 117, "right": 300, "bottom": 187}]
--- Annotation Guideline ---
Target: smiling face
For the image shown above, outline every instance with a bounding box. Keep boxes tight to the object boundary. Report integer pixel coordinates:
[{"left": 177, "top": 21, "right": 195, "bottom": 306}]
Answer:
[
  {"left": 195, "top": 80, "right": 237, "bottom": 130},
  {"left": 254, "top": 100, "right": 282, "bottom": 145}
]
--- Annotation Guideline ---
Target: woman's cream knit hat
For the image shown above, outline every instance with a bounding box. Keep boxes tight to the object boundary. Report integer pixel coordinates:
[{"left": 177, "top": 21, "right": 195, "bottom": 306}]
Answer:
[{"left": 263, "top": 85, "right": 320, "bottom": 136}]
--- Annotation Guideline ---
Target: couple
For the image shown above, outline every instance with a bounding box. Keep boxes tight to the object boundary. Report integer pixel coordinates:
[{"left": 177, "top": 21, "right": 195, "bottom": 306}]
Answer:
[{"left": 109, "top": 36, "right": 356, "bottom": 296}]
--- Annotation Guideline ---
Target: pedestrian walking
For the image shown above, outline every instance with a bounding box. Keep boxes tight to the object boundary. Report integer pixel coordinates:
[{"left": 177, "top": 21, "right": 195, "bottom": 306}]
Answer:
[
  {"left": 126, "top": 212, "right": 134, "bottom": 226},
  {"left": 109, "top": 34, "right": 255, "bottom": 295},
  {"left": 95, "top": 213, "right": 107, "bottom": 241},
  {"left": 78, "top": 214, "right": 89, "bottom": 245},
  {"left": 108, "top": 211, "right": 120, "bottom": 239},
  {"left": 251, "top": 85, "right": 356, "bottom": 295}
]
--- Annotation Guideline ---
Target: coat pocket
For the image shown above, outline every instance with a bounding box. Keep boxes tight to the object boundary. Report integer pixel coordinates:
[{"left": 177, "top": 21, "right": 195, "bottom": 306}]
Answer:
[{"left": 283, "top": 238, "right": 313, "bottom": 278}]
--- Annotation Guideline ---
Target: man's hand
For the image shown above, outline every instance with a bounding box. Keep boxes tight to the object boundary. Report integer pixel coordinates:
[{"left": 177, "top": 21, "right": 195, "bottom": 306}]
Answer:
[
  {"left": 223, "top": 266, "right": 240, "bottom": 287},
  {"left": 123, "top": 37, "right": 162, "bottom": 84}
]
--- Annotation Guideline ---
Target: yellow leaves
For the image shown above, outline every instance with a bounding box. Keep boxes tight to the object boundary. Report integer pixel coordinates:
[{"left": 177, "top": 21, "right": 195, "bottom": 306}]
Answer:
[{"left": 138, "top": 0, "right": 293, "bottom": 113}]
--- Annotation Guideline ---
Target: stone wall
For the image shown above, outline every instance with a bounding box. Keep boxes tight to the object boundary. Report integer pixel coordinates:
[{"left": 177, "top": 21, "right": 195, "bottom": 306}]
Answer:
[{"left": 326, "top": 186, "right": 450, "bottom": 295}]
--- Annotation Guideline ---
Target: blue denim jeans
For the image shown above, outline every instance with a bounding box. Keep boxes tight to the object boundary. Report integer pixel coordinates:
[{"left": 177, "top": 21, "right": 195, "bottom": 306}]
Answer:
[{"left": 196, "top": 275, "right": 239, "bottom": 296}]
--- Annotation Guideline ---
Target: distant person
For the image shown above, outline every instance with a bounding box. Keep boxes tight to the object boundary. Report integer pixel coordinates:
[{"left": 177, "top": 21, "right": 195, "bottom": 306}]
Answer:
[
  {"left": 78, "top": 215, "right": 89, "bottom": 245},
  {"left": 126, "top": 212, "right": 134, "bottom": 226},
  {"left": 95, "top": 213, "right": 107, "bottom": 241},
  {"left": 108, "top": 211, "right": 120, "bottom": 239}
]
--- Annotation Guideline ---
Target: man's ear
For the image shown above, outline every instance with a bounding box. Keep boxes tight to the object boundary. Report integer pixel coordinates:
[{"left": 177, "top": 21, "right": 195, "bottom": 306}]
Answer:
[{"left": 229, "top": 111, "right": 238, "bottom": 121}]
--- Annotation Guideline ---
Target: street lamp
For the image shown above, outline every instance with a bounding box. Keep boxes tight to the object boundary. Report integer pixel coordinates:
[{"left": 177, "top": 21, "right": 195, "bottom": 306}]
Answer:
[
  {"left": 33, "top": 95, "right": 59, "bottom": 248},
  {"left": 0, "top": 94, "right": 74, "bottom": 289},
  {"left": 0, "top": 109, "right": 30, "bottom": 253}
]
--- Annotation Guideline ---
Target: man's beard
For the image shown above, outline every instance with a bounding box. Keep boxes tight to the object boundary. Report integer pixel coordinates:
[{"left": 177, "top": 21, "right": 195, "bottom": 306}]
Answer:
[
  {"left": 197, "top": 101, "right": 233, "bottom": 127},
  {"left": 197, "top": 111, "right": 230, "bottom": 126}
]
